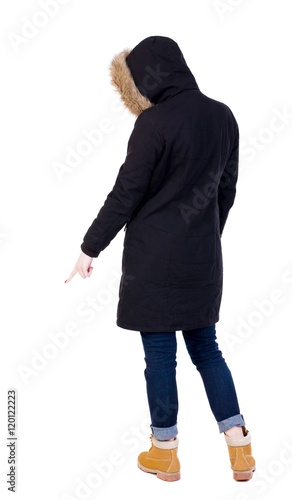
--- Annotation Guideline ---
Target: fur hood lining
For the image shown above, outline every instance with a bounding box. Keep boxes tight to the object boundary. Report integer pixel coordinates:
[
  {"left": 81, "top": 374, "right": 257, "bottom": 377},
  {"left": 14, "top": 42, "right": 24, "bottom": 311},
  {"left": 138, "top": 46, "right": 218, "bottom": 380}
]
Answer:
[{"left": 109, "top": 50, "right": 153, "bottom": 117}]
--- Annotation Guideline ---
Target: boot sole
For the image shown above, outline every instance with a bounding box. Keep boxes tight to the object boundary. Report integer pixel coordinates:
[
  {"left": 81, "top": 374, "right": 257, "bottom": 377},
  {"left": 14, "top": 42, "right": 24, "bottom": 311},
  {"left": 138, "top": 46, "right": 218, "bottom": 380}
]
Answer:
[
  {"left": 233, "top": 466, "right": 256, "bottom": 481},
  {"left": 137, "top": 462, "right": 181, "bottom": 482}
]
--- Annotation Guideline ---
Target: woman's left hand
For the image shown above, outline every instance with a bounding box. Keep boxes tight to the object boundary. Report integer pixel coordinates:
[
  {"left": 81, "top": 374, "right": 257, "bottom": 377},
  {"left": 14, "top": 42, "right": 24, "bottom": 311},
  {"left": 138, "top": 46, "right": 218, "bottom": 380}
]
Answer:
[{"left": 65, "top": 252, "right": 94, "bottom": 283}]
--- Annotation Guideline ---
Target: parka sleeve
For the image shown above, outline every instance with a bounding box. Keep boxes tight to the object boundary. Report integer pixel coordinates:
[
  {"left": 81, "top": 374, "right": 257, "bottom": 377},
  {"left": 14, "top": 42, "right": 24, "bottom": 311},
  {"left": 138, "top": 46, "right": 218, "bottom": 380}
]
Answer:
[
  {"left": 218, "top": 118, "right": 239, "bottom": 235},
  {"left": 80, "top": 112, "right": 163, "bottom": 257}
]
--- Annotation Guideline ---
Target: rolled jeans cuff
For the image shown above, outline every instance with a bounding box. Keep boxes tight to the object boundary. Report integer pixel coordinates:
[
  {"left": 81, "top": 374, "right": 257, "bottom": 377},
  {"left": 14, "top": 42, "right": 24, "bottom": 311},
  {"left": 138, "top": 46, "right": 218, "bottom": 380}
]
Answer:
[
  {"left": 151, "top": 423, "right": 178, "bottom": 440},
  {"left": 217, "top": 414, "right": 245, "bottom": 433}
]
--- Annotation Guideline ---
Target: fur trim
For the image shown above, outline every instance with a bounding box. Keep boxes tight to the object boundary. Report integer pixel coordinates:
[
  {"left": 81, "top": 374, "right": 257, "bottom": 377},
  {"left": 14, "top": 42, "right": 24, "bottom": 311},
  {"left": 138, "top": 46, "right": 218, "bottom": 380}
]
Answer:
[{"left": 109, "top": 49, "right": 153, "bottom": 117}]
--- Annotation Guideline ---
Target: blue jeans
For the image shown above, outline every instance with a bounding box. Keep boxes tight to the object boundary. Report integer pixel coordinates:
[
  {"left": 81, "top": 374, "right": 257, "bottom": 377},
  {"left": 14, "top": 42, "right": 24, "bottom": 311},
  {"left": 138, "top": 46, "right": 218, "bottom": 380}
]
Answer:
[{"left": 140, "top": 325, "right": 245, "bottom": 440}]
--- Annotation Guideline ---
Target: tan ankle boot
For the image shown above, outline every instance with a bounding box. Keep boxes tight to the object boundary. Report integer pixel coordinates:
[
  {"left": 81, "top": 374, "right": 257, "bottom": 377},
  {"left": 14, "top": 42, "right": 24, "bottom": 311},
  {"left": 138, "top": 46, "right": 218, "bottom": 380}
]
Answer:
[
  {"left": 137, "top": 435, "right": 180, "bottom": 481},
  {"left": 224, "top": 427, "right": 256, "bottom": 481}
]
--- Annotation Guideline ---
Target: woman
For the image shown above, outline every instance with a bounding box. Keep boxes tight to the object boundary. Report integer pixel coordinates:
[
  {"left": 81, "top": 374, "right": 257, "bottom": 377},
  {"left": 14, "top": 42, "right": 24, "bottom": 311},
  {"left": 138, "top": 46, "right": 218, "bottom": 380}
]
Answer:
[{"left": 65, "top": 36, "right": 255, "bottom": 482}]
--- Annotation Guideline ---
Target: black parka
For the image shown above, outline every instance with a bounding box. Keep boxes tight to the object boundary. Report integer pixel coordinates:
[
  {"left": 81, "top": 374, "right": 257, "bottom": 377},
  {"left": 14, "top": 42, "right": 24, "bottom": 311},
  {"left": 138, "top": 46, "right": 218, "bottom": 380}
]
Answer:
[{"left": 81, "top": 36, "right": 239, "bottom": 332}]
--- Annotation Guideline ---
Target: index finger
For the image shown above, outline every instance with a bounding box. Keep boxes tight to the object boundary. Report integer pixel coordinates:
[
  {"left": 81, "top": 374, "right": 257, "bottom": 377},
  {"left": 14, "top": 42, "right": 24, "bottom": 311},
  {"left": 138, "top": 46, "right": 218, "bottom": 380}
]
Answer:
[{"left": 64, "top": 268, "right": 77, "bottom": 283}]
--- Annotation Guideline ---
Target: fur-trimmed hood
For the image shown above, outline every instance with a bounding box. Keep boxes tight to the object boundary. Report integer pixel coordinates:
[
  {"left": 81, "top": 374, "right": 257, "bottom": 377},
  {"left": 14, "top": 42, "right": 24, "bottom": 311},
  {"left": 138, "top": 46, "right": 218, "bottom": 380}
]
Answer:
[{"left": 109, "top": 36, "right": 199, "bottom": 117}]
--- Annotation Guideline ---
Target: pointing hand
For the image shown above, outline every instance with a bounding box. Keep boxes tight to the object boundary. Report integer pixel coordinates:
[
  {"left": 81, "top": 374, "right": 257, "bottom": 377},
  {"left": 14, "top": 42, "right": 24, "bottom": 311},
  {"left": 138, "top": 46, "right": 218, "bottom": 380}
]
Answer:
[{"left": 65, "top": 252, "right": 94, "bottom": 283}]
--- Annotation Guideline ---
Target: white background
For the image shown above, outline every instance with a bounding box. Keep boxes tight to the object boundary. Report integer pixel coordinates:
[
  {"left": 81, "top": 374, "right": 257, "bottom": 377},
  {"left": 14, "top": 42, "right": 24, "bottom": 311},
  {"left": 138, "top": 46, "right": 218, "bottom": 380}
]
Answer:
[{"left": 1, "top": 1, "right": 292, "bottom": 499}]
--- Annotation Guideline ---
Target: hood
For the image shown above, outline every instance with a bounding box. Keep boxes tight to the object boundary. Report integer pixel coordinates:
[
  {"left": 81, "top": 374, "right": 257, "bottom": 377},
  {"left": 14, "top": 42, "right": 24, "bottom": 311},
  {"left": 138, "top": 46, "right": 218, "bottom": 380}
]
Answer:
[{"left": 110, "top": 36, "right": 199, "bottom": 117}]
